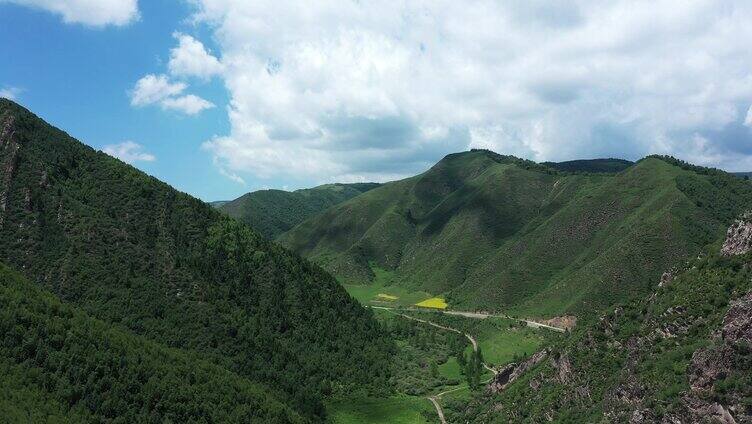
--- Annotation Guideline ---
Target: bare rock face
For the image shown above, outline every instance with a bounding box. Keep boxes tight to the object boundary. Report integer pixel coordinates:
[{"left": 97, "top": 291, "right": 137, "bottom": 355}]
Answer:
[
  {"left": 0, "top": 114, "right": 19, "bottom": 229},
  {"left": 680, "top": 290, "right": 752, "bottom": 423},
  {"left": 722, "top": 291, "right": 752, "bottom": 344},
  {"left": 488, "top": 349, "right": 548, "bottom": 393},
  {"left": 658, "top": 270, "right": 674, "bottom": 287},
  {"left": 542, "top": 315, "right": 577, "bottom": 331},
  {"left": 721, "top": 213, "right": 752, "bottom": 256}
]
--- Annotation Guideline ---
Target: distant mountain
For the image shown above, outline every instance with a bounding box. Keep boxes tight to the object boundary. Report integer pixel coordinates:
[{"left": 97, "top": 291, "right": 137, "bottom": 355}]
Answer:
[
  {"left": 0, "top": 262, "right": 304, "bottom": 423},
  {"left": 0, "top": 99, "right": 392, "bottom": 420},
  {"left": 209, "top": 200, "right": 229, "bottom": 208},
  {"left": 733, "top": 171, "right": 752, "bottom": 180},
  {"left": 459, "top": 216, "right": 752, "bottom": 423},
  {"left": 219, "top": 183, "right": 380, "bottom": 239},
  {"left": 280, "top": 149, "right": 752, "bottom": 317},
  {"left": 541, "top": 158, "right": 634, "bottom": 173}
]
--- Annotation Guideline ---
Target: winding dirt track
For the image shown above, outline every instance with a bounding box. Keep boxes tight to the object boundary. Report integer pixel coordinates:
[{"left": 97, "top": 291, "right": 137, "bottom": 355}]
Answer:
[{"left": 426, "top": 396, "right": 446, "bottom": 424}]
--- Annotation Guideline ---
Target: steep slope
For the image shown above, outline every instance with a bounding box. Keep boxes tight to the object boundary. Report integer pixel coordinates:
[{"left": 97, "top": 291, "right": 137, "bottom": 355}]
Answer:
[
  {"left": 280, "top": 150, "right": 752, "bottom": 316},
  {"left": 0, "top": 263, "right": 304, "bottom": 423},
  {"left": 0, "top": 99, "right": 392, "bottom": 419},
  {"left": 460, "top": 215, "right": 752, "bottom": 423},
  {"left": 219, "top": 183, "right": 380, "bottom": 239},
  {"left": 541, "top": 158, "right": 634, "bottom": 173}
]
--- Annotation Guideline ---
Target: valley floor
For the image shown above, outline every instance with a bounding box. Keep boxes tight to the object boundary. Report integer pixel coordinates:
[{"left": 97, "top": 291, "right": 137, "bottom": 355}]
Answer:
[{"left": 328, "top": 283, "right": 561, "bottom": 423}]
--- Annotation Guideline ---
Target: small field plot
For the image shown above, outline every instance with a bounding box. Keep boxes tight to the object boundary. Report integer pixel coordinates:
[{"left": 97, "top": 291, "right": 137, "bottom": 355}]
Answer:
[
  {"left": 326, "top": 396, "right": 432, "bottom": 424},
  {"left": 377, "top": 293, "right": 398, "bottom": 301},
  {"left": 414, "top": 297, "right": 448, "bottom": 309},
  {"left": 341, "top": 263, "right": 438, "bottom": 307}
]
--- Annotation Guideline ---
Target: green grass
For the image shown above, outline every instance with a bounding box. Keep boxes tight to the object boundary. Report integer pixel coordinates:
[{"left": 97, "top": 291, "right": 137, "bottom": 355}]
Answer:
[
  {"left": 467, "top": 318, "right": 547, "bottom": 367},
  {"left": 326, "top": 396, "right": 433, "bottom": 424},
  {"left": 438, "top": 357, "right": 463, "bottom": 380}
]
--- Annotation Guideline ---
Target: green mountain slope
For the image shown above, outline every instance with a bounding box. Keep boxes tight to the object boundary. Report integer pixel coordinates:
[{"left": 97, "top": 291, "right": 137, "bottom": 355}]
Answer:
[
  {"left": 0, "top": 99, "right": 392, "bottom": 419},
  {"left": 0, "top": 263, "right": 304, "bottom": 423},
  {"left": 219, "top": 183, "right": 380, "bottom": 239},
  {"left": 280, "top": 149, "right": 752, "bottom": 317},
  {"left": 459, "top": 216, "right": 752, "bottom": 423}
]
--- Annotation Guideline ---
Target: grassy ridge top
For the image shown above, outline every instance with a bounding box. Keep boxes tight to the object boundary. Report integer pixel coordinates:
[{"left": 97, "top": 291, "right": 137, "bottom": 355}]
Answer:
[
  {"left": 0, "top": 99, "right": 393, "bottom": 419},
  {"left": 280, "top": 149, "right": 752, "bottom": 317},
  {"left": 219, "top": 182, "right": 380, "bottom": 239},
  {"left": 541, "top": 158, "right": 634, "bottom": 173},
  {"left": 0, "top": 263, "right": 305, "bottom": 423}
]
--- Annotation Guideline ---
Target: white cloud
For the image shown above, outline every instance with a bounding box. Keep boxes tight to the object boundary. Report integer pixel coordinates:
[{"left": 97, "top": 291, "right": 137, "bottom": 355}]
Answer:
[
  {"left": 168, "top": 32, "right": 224, "bottom": 79},
  {"left": 745, "top": 105, "right": 752, "bottom": 128},
  {"left": 160, "top": 94, "right": 214, "bottom": 115},
  {"left": 130, "top": 74, "right": 186, "bottom": 106},
  {"left": 102, "top": 141, "right": 155, "bottom": 163},
  {"left": 129, "top": 74, "right": 213, "bottom": 115},
  {"left": 189, "top": 0, "right": 752, "bottom": 183},
  {"left": 4, "top": 0, "right": 139, "bottom": 26},
  {"left": 0, "top": 86, "right": 21, "bottom": 100}
]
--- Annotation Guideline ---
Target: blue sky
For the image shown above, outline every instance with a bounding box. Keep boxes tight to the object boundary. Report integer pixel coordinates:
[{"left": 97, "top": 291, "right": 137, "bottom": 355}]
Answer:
[
  {"left": 0, "top": 0, "right": 234, "bottom": 200},
  {"left": 2, "top": 1, "right": 752, "bottom": 202}
]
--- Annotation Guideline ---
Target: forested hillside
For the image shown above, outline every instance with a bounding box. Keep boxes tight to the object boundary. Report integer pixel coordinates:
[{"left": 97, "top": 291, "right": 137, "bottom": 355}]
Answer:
[
  {"left": 458, "top": 215, "right": 752, "bottom": 423},
  {"left": 0, "top": 263, "right": 304, "bottom": 423},
  {"left": 541, "top": 158, "right": 634, "bottom": 173},
  {"left": 219, "top": 183, "right": 380, "bottom": 239},
  {"left": 0, "top": 99, "right": 392, "bottom": 420},
  {"left": 280, "top": 149, "right": 752, "bottom": 317}
]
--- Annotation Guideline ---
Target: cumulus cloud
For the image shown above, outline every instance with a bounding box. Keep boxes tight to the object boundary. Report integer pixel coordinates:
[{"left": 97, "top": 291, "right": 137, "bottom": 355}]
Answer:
[
  {"left": 161, "top": 94, "right": 214, "bottom": 115},
  {"left": 130, "top": 74, "right": 186, "bottom": 106},
  {"left": 168, "top": 32, "right": 224, "bottom": 79},
  {"left": 190, "top": 0, "right": 752, "bottom": 183},
  {"left": 3, "top": 0, "right": 138, "bottom": 26},
  {"left": 0, "top": 86, "right": 21, "bottom": 100},
  {"left": 129, "top": 74, "right": 213, "bottom": 115},
  {"left": 102, "top": 141, "right": 155, "bottom": 163},
  {"left": 745, "top": 106, "right": 752, "bottom": 128}
]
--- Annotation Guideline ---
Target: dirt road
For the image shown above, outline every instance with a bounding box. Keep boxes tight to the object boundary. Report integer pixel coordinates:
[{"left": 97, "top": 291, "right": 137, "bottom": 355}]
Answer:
[
  {"left": 376, "top": 307, "right": 497, "bottom": 424},
  {"left": 371, "top": 306, "right": 566, "bottom": 333}
]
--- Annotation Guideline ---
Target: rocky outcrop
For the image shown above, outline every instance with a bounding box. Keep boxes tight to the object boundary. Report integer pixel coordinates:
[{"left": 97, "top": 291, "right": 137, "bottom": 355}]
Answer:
[
  {"left": 722, "top": 291, "right": 752, "bottom": 344},
  {"left": 721, "top": 213, "right": 752, "bottom": 256},
  {"left": 542, "top": 315, "right": 578, "bottom": 331},
  {"left": 488, "top": 349, "right": 548, "bottom": 393},
  {"left": 676, "top": 290, "right": 752, "bottom": 423},
  {"left": 0, "top": 114, "right": 19, "bottom": 229}
]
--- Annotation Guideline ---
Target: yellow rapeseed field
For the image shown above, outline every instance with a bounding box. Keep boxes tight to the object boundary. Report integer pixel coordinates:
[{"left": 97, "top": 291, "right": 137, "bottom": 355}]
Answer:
[
  {"left": 377, "top": 293, "right": 398, "bottom": 301},
  {"left": 414, "top": 297, "right": 447, "bottom": 309}
]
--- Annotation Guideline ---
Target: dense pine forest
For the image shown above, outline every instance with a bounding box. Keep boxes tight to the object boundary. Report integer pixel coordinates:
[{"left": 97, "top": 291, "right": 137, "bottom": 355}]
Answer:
[
  {"left": 0, "top": 263, "right": 305, "bottom": 423},
  {"left": 0, "top": 99, "right": 393, "bottom": 420}
]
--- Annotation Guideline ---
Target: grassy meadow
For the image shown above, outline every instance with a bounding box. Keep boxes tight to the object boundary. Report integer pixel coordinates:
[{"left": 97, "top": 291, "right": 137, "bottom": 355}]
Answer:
[{"left": 326, "top": 396, "right": 433, "bottom": 424}]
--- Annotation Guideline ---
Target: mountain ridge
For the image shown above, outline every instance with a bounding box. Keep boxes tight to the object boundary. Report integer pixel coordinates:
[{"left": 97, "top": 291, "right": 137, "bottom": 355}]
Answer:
[
  {"left": 219, "top": 182, "right": 381, "bottom": 239},
  {"left": 280, "top": 149, "right": 752, "bottom": 318},
  {"left": 0, "top": 98, "right": 393, "bottom": 420}
]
